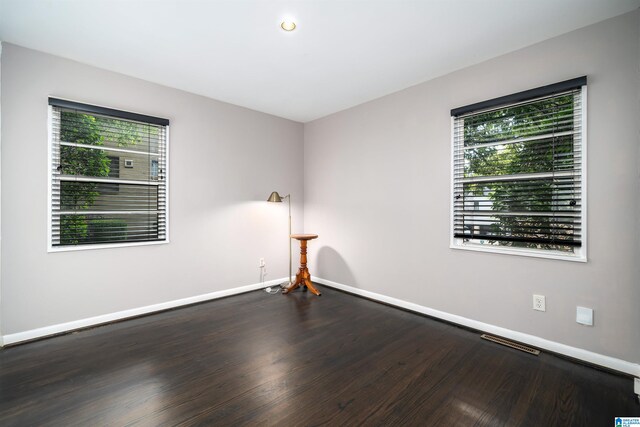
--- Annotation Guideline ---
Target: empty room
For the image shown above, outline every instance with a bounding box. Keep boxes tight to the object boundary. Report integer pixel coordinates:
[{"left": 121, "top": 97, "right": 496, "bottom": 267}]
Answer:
[{"left": 0, "top": 0, "right": 639, "bottom": 425}]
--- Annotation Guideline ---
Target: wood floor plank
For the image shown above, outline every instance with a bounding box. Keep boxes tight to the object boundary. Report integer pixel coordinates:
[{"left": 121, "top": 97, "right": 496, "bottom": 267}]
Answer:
[{"left": 0, "top": 286, "right": 637, "bottom": 426}]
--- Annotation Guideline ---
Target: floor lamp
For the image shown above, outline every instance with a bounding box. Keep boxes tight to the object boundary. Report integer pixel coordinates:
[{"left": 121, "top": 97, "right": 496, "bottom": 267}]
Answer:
[{"left": 267, "top": 191, "right": 292, "bottom": 287}]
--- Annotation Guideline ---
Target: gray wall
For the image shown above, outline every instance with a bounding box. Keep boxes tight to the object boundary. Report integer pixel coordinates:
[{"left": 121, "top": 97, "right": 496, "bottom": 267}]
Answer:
[
  {"left": 1, "top": 11, "right": 638, "bottom": 365},
  {"left": 304, "top": 11, "right": 640, "bottom": 364},
  {"left": 0, "top": 43, "right": 304, "bottom": 334}
]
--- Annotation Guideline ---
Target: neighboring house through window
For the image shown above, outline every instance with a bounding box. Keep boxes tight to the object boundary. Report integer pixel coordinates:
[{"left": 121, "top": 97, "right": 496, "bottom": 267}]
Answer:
[
  {"left": 451, "top": 77, "right": 586, "bottom": 261},
  {"left": 49, "top": 98, "right": 169, "bottom": 249},
  {"left": 151, "top": 159, "right": 159, "bottom": 180}
]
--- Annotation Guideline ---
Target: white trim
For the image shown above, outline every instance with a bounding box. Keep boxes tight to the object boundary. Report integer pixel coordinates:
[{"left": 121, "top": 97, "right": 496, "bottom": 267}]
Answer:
[
  {"left": 580, "top": 85, "right": 588, "bottom": 261},
  {"left": 460, "top": 130, "right": 577, "bottom": 151},
  {"left": 164, "top": 125, "right": 170, "bottom": 243},
  {"left": 460, "top": 170, "right": 575, "bottom": 184},
  {"left": 2, "top": 277, "right": 288, "bottom": 345},
  {"left": 449, "top": 116, "right": 456, "bottom": 250},
  {"left": 48, "top": 239, "right": 168, "bottom": 253},
  {"left": 58, "top": 175, "right": 161, "bottom": 186},
  {"left": 60, "top": 141, "right": 161, "bottom": 157},
  {"left": 312, "top": 276, "right": 640, "bottom": 377},
  {"left": 457, "top": 210, "right": 579, "bottom": 218},
  {"left": 47, "top": 105, "right": 54, "bottom": 250},
  {"left": 450, "top": 243, "right": 587, "bottom": 262},
  {"left": 58, "top": 210, "right": 162, "bottom": 215}
]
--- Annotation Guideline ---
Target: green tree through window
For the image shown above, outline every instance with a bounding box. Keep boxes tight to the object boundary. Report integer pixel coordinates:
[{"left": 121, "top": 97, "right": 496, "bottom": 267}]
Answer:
[
  {"left": 58, "top": 112, "right": 146, "bottom": 244},
  {"left": 59, "top": 113, "right": 109, "bottom": 244}
]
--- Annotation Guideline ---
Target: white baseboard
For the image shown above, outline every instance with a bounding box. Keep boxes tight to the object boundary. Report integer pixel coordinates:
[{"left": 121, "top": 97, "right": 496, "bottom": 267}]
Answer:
[
  {"left": 2, "top": 277, "right": 287, "bottom": 346},
  {"left": 5, "top": 275, "right": 638, "bottom": 378},
  {"left": 313, "top": 276, "right": 640, "bottom": 378}
]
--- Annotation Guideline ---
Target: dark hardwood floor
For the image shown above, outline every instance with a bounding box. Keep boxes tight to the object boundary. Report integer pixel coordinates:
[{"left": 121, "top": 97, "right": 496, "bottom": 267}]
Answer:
[{"left": 0, "top": 286, "right": 637, "bottom": 426}]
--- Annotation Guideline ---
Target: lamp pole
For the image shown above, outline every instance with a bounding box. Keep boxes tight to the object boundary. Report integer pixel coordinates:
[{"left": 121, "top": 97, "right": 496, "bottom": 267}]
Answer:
[{"left": 267, "top": 191, "right": 292, "bottom": 287}]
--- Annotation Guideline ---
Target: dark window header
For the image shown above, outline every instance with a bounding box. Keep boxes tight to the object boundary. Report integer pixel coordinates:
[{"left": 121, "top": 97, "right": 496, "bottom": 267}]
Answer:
[
  {"left": 49, "top": 98, "right": 170, "bottom": 126},
  {"left": 451, "top": 76, "right": 587, "bottom": 117}
]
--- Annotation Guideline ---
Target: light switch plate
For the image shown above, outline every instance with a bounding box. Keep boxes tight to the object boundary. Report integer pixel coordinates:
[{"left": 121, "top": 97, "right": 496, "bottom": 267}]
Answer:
[{"left": 576, "top": 306, "right": 593, "bottom": 326}]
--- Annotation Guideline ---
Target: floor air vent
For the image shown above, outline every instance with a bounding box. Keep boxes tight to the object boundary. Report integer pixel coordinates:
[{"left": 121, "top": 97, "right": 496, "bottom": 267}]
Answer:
[{"left": 481, "top": 334, "right": 540, "bottom": 355}]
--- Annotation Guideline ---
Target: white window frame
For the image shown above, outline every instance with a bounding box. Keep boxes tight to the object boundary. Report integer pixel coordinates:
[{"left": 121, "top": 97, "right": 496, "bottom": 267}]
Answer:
[
  {"left": 450, "top": 86, "right": 587, "bottom": 262},
  {"left": 47, "top": 100, "right": 170, "bottom": 252}
]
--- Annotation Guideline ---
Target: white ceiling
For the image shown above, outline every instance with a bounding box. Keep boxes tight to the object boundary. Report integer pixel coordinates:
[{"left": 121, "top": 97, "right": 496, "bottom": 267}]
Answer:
[{"left": 0, "top": 0, "right": 638, "bottom": 122}]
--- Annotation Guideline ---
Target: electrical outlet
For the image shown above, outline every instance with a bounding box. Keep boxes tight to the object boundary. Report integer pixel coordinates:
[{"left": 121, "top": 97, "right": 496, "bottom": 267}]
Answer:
[{"left": 533, "top": 295, "right": 546, "bottom": 312}]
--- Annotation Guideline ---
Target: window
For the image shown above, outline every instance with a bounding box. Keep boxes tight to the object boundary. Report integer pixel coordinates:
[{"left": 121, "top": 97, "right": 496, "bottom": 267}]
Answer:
[
  {"left": 451, "top": 77, "right": 586, "bottom": 261},
  {"left": 49, "top": 98, "right": 169, "bottom": 250}
]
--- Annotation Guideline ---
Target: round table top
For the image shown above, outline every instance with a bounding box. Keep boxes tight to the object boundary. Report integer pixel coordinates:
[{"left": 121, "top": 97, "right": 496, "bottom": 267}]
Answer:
[{"left": 290, "top": 234, "right": 318, "bottom": 241}]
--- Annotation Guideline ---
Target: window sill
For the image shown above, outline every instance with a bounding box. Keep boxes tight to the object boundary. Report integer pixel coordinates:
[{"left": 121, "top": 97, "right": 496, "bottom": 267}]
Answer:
[
  {"left": 48, "top": 240, "right": 169, "bottom": 253},
  {"left": 450, "top": 241, "right": 586, "bottom": 262}
]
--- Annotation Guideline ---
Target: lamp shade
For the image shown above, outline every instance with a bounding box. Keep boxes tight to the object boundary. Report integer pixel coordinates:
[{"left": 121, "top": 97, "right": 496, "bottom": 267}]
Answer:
[{"left": 267, "top": 191, "right": 283, "bottom": 203}]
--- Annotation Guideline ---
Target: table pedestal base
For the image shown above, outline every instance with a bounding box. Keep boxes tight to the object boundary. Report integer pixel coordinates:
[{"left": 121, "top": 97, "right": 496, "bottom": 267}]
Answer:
[
  {"left": 282, "top": 268, "right": 321, "bottom": 296},
  {"left": 283, "top": 236, "right": 321, "bottom": 296}
]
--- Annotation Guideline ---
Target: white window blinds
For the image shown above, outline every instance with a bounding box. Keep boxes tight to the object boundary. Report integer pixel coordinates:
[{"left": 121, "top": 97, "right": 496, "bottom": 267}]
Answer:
[
  {"left": 451, "top": 77, "right": 586, "bottom": 256},
  {"left": 49, "top": 98, "right": 169, "bottom": 248}
]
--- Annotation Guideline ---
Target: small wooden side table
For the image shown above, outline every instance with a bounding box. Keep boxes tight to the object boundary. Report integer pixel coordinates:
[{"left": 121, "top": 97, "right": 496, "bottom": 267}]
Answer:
[{"left": 283, "top": 234, "right": 321, "bottom": 296}]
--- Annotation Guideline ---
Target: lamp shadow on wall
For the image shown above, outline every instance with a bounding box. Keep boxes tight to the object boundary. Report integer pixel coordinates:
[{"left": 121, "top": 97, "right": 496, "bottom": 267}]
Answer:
[{"left": 316, "top": 246, "right": 357, "bottom": 289}]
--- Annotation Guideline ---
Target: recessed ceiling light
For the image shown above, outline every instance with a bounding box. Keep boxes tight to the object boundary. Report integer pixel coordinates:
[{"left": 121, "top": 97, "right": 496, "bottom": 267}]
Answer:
[{"left": 280, "top": 20, "right": 296, "bottom": 32}]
